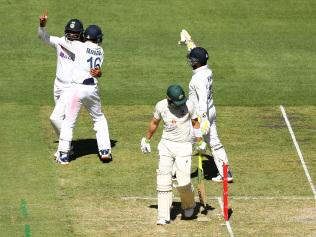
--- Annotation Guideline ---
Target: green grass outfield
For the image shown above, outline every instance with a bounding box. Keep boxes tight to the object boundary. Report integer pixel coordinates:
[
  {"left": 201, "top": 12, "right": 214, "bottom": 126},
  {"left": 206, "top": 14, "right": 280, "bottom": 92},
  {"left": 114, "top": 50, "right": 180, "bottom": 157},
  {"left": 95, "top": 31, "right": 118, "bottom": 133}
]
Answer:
[{"left": 0, "top": 0, "right": 315, "bottom": 236}]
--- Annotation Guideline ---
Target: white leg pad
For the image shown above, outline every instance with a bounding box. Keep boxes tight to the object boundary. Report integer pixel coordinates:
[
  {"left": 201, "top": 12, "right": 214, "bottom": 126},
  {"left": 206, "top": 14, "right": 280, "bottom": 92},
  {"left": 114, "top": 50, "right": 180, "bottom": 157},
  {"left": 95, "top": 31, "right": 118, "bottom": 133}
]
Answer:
[
  {"left": 157, "top": 170, "right": 173, "bottom": 221},
  {"left": 157, "top": 191, "right": 172, "bottom": 222},
  {"left": 212, "top": 146, "right": 229, "bottom": 177},
  {"left": 157, "top": 170, "right": 172, "bottom": 191},
  {"left": 177, "top": 183, "right": 195, "bottom": 210}
]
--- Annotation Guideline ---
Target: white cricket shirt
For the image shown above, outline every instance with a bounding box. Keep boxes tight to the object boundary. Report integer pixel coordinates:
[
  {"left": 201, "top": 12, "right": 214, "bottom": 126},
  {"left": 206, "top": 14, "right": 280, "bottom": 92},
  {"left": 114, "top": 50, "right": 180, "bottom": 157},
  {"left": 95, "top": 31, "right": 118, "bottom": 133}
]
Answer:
[
  {"left": 188, "top": 65, "right": 214, "bottom": 116},
  {"left": 153, "top": 99, "right": 198, "bottom": 143},
  {"left": 57, "top": 40, "right": 104, "bottom": 84},
  {"left": 37, "top": 27, "right": 74, "bottom": 84}
]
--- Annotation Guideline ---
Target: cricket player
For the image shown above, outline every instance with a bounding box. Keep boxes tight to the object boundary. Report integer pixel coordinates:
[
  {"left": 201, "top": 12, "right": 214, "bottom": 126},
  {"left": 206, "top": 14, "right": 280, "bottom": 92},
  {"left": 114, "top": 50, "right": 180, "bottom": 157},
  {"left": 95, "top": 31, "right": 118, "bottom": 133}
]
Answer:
[
  {"left": 141, "top": 85, "right": 206, "bottom": 225},
  {"left": 37, "top": 12, "right": 101, "bottom": 157},
  {"left": 179, "top": 30, "right": 233, "bottom": 183},
  {"left": 54, "top": 24, "right": 111, "bottom": 164}
]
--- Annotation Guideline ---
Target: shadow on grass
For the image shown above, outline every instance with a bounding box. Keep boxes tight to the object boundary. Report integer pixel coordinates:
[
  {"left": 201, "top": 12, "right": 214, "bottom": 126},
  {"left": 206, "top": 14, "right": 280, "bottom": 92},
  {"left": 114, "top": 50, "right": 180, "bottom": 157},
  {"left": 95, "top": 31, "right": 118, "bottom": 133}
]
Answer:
[
  {"left": 54, "top": 138, "right": 117, "bottom": 162},
  {"left": 149, "top": 202, "right": 214, "bottom": 221},
  {"left": 228, "top": 208, "right": 233, "bottom": 220},
  {"left": 191, "top": 154, "right": 219, "bottom": 180}
]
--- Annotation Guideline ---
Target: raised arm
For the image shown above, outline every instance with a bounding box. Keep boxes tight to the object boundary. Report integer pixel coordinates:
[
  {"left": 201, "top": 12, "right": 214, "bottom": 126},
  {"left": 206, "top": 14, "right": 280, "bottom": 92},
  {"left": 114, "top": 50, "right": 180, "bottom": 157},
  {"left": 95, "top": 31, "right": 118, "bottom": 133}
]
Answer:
[
  {"left": 178, "top": 29, "right": 196, "bottom": 51},
  {"left": 37, "top": 11, "right": 58, "bottom": 48}
]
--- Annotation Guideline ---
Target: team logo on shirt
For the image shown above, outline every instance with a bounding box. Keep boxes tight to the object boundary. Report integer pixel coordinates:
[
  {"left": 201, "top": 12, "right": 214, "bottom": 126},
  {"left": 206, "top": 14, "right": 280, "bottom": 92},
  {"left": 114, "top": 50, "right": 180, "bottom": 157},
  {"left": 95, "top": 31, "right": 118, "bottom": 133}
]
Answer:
[{"left": 59, "top": 51, "right": 72, "bottom": 60}]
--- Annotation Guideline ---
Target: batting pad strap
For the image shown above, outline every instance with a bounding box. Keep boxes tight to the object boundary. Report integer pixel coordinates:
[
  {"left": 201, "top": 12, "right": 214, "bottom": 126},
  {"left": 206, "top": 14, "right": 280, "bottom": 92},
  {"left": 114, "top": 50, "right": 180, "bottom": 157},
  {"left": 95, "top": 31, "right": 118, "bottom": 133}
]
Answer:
[
  {"left": 157, "top": 170, "right": 172, "bottom": 192},
  {"left": 177, "top": 183, "right": 195, "bottom": 210},
  {"left": 193, "top": 128, "right": 202, "bottom": 138}
]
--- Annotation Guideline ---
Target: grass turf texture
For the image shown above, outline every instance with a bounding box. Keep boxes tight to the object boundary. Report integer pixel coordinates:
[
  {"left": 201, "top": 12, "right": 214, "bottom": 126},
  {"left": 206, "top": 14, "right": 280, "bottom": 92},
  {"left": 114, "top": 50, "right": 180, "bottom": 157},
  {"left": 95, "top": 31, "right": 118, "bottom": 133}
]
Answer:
[{"left": 0, "top": 0, "right": 315, "bottom": 236}]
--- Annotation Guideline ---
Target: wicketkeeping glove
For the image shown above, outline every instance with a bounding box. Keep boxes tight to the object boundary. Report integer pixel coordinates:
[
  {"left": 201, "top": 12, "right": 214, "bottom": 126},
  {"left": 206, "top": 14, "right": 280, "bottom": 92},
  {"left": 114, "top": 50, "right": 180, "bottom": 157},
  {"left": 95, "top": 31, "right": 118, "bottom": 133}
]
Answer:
[
  {"left": 198, "top": 113, "right": 210, "bottom": 135},
  {"left": 141, "top": 137, "right": 151, "bottom": 153},
  {"left": 178, "top": 29, "right": 196, "bottom": 51}
]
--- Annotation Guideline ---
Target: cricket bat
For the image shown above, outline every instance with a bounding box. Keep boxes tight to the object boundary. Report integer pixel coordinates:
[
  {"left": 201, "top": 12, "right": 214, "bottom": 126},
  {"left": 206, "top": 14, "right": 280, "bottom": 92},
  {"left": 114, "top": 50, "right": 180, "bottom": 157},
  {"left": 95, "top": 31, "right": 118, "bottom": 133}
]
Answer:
[{"left": 197, "top": 153, "right": 206, "bottom": 207}]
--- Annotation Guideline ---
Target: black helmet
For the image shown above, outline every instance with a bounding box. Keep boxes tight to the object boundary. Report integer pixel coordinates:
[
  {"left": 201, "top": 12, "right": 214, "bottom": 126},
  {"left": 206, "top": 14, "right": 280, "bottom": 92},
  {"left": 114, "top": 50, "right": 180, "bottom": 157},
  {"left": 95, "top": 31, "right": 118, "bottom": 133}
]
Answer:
[
  {"left": 64, "top": 19, "right": 84, "bottom": 41},
  {"left": 84, "top": 25, "right": 103, "bottom": 43},
  {"left": 166, "top": 85, "right": 187, "bottom": 107},
  {"left": 187, "top": 47, "right": 209, "bottom": 67}
]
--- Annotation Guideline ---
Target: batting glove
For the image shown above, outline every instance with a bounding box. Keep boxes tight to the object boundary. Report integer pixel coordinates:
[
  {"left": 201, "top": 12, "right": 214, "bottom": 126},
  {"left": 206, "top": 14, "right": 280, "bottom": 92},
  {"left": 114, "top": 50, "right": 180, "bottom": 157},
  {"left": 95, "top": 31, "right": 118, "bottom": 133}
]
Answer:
[
  {"left": 198, "top": 113, "right": 210, "bottom": 135},
  {"left": 178, "top": 29, "right": 196, "bottom": 51},
  {"left": 196, "top": 140, "right": 207, "bottom": 153},
  {"left": 141, "top": 137, "right": 151, "bottom": 153}
]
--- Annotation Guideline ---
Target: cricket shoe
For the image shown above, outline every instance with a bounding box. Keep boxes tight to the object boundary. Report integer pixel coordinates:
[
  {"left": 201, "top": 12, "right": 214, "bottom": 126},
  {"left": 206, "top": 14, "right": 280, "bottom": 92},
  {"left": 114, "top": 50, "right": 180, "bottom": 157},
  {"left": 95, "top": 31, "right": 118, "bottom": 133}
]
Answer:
[
  {"left": 181, "top": 203, "right": 200, "bottom": 220},
  {"left": 54, "top": 146, "right": 74, "bottom": 159},
  {"left": 99, "top": 149, "right": 112, "bottom": 162},
  {"left": 56, "top": 152, "right": 70, "bottom": 165},
  {"left": 211, "top": 173, "right": 233, "bottom": 183},
  {"left": 184, "top": 208, "right": 194, "bottom": 218},
  {"left": 156, "top": 218, "right": 170, "bottom": 225}
]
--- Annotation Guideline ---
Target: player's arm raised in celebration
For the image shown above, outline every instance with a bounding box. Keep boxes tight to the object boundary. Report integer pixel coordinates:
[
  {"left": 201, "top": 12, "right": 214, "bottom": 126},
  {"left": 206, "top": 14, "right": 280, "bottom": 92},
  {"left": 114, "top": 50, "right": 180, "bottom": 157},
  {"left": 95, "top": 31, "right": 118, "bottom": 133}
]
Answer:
[
  {"left": 39, "top": 10, "right": 48, "bottom": 27},
  {"left": 37, "top": 10, "right": 62, "bottom": 49},
  {"left": 178, "top": 29, "right": 196, "bottom": 51},
  {"left": 37, "top": 11, "right": 50, "bottom": 43}
]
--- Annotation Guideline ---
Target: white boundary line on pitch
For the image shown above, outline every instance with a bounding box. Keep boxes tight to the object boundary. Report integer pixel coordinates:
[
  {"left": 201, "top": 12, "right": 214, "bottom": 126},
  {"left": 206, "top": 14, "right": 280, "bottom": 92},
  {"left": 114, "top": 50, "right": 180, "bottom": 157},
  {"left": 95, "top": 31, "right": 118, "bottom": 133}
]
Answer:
[
  {"left": 217, "top": 197, "right": 235, "bottom": 237},
  {"left": 280, "top": 105, "right": 316, "bottom": 200}
]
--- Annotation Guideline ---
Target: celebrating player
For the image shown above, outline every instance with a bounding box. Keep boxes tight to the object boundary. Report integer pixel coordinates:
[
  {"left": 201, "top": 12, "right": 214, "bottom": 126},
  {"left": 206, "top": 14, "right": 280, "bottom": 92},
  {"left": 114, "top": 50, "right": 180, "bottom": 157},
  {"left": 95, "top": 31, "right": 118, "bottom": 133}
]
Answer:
[
  {"left": 179, "top": 29, "right": 233, "bottom": 183},
  {"left": 141, "top": 85, "right": 206, "bottom": 225},
  {"left": 37, "top": 11, "right": 101, "bottom": 158},
  {"left": 54, "top": 24, "right": 111, "bottom": 164}
]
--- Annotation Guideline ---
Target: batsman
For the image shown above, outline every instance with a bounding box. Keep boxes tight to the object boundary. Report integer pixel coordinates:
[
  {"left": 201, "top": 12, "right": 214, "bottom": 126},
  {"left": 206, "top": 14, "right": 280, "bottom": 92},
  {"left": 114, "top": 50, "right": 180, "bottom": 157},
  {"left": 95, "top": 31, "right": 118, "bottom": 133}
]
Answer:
[{"left": 141, "top": 85, "right": 206, "bottom": 225}]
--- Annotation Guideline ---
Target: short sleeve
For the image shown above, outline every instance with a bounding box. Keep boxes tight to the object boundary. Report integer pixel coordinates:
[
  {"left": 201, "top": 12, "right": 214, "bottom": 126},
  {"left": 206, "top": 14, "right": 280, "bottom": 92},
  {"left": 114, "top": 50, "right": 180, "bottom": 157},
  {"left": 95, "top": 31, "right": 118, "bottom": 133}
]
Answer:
[
  {"left": 153, "top": 102, "right": 161, "bottom": 120},
  {"left": 188, "top": 100, "right": 198, "bottom": 120}
]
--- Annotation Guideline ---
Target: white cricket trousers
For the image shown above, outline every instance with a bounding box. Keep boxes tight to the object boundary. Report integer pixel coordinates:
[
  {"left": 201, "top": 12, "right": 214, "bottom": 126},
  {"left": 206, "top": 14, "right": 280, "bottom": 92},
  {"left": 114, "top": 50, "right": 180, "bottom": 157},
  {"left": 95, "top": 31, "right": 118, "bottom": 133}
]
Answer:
[
  {"left": 49, "top": 79, "right": 71, "bottom": 137},
  {"left": 204, "top": 105, "right": 229, "bottom": 176},
  {"left": 158, "top": 139, "right": 192, "bottom": 186},
  {"left": 58, "top": 83, "right": 111, "bottom": 152}
]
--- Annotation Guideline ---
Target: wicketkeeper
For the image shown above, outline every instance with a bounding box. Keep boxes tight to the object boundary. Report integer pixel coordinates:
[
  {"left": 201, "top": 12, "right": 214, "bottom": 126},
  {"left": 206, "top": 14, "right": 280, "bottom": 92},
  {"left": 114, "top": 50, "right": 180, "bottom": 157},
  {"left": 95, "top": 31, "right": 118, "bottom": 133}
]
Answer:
[
  {"left": 141, "top": 85, "right": 206, "bottom": 225},
  {"left": 179, "top": 29, "right": 233, "bottom": 183}
]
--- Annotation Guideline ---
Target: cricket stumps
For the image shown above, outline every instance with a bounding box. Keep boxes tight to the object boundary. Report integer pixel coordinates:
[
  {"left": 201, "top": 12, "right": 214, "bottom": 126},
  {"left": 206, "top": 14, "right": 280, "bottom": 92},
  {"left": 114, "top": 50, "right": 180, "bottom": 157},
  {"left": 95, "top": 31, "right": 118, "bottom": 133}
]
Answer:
[{"left": 223, "top": 163, "right": 229, "bottom": 221}]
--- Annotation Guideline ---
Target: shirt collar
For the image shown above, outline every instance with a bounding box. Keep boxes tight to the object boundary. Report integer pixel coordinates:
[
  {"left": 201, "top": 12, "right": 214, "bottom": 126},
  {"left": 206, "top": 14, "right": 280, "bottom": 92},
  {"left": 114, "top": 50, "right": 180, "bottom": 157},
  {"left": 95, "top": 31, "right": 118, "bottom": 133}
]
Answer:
[{"left": 193, "top": 65, "right": 208, "bottom": 74}]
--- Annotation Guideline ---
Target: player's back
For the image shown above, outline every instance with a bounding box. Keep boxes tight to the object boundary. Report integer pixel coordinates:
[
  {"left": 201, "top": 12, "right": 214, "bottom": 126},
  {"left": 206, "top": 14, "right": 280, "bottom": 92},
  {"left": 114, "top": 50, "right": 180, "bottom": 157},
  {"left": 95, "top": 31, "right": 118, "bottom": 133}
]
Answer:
[{"left": 66, "top": 41, "right": 104, "bottom": 84}]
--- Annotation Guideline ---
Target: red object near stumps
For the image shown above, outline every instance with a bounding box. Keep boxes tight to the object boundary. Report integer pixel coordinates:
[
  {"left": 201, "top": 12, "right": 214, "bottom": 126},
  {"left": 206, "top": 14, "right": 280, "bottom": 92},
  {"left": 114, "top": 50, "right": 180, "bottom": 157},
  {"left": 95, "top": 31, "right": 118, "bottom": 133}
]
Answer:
[{"left": 223, "top": 163, "right": 229, "bottom": 221}]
